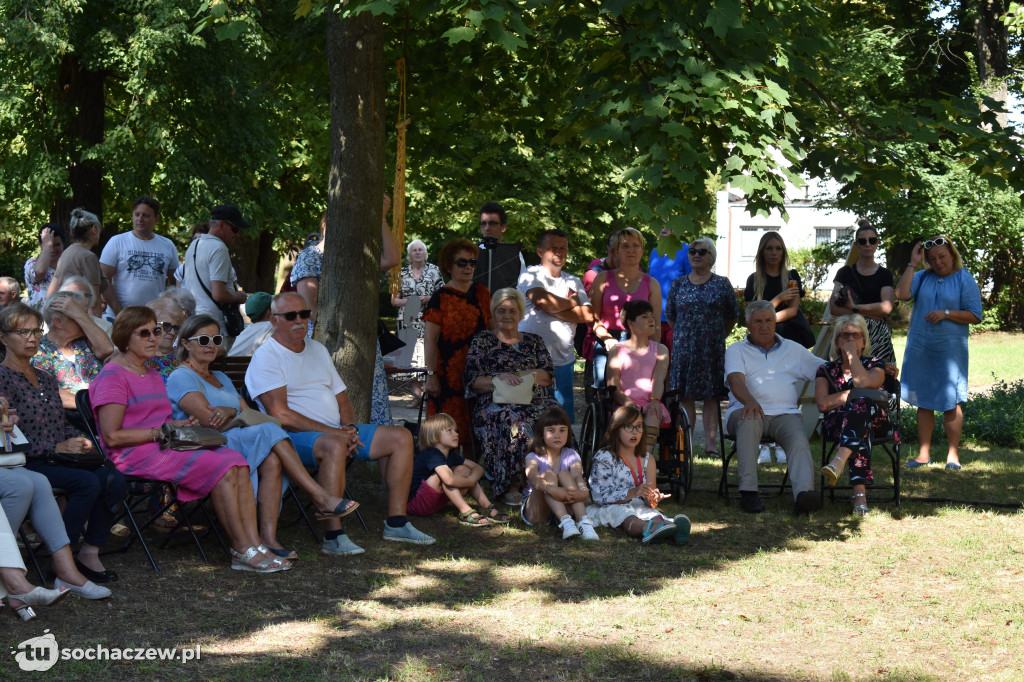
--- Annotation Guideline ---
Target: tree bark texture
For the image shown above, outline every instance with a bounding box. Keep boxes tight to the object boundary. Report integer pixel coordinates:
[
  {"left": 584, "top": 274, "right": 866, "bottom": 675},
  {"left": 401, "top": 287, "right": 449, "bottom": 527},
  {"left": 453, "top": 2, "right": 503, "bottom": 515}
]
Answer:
[
  {"left": 322, "top": 7, "right": 386, "bottom": 422},
  {"left": 50, "top": 55, "right": 105, "bottom": 227},
  {"left": 974, "top": 0, "right": 1009, "bottom": 128}
]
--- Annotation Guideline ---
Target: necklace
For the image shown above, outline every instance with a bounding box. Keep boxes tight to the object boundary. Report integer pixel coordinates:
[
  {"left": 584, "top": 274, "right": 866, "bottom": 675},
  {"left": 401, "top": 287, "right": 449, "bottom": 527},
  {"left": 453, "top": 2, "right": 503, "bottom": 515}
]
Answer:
[
  {"left": 118, "top": 352, "right": 148, "bottom": 375},
  {"left": 185, "top": 361, "right": 216, "bottom": 382}
]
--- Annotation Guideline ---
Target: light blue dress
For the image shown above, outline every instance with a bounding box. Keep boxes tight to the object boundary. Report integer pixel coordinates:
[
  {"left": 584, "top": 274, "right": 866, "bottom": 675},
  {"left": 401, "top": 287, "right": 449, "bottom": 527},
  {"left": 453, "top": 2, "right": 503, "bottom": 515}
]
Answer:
[
  {"left": 901, "top": 268, "right": 982, "bottom": 411},
  {"left": 167, "top": 367, "right": 290, "bottom": 495}
]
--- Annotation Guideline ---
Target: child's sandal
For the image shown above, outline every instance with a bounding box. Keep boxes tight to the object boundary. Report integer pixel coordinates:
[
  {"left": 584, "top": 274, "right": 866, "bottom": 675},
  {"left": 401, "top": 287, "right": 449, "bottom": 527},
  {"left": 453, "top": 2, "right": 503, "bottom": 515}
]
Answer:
[
  {"left": 479, "top": 505, "right": 510, "bottom": 524},
  {"left": 458, "top": 510, "right": 491, "bottom": 527}
]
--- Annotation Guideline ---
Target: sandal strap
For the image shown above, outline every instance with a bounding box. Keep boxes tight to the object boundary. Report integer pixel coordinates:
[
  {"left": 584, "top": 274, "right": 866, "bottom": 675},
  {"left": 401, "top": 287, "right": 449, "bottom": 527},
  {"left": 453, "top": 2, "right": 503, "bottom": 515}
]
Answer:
[{"left": 232, "top": 546, "right": 278, "bottom": 570}]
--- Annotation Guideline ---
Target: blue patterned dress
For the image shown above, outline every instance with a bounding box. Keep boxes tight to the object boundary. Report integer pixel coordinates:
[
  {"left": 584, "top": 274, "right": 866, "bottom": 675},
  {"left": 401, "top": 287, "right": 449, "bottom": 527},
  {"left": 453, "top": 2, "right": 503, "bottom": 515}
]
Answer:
[{"left": 665, "top": 273, "right": 738, "bottom": 399}]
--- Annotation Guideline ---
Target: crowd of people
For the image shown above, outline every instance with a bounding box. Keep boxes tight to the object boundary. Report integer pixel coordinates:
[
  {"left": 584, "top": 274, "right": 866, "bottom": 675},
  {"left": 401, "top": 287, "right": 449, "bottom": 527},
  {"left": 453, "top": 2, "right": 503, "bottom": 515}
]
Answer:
[{"left": 0, "top": 198, "right": 983, "bottom": 622}]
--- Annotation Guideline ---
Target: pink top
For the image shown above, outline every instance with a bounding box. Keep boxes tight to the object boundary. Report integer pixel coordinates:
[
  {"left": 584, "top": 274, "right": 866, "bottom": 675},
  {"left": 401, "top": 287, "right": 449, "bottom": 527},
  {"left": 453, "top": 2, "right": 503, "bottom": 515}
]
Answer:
[
  {"left": 600, "top": 270, "right": 651, "bottom": 334},
  {"left": 613, "top": 340, "right": 670, "bottom": 426}
]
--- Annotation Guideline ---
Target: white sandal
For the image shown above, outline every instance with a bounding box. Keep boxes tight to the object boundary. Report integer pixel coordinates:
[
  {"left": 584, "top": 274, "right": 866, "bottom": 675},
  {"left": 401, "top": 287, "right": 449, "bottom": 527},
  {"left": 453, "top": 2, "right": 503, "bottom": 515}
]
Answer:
[{"left": 230, "top": 546, "right": 286, "bottom": 573}]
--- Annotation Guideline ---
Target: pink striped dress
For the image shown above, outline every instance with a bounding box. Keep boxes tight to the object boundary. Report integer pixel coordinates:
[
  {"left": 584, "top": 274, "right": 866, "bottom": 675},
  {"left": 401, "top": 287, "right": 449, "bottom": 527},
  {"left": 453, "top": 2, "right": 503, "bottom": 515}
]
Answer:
[
  {"left": 89, "top": 363, "right": 248, "bottom": 502},
  {"left": 613, "top": 340, "right": 670, "bottom": 426}
]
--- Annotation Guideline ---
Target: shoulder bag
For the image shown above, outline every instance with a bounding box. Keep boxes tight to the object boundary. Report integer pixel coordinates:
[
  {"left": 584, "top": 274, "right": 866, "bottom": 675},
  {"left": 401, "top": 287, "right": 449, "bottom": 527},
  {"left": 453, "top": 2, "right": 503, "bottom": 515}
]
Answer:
[{"left": 191, "top": 240, "right": 246, "bottom": 337}]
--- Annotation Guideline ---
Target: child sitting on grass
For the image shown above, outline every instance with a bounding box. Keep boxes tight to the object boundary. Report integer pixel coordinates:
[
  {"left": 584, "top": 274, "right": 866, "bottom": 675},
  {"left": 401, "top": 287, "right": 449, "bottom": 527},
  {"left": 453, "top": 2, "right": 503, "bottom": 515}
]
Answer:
[
  {"left": 406, "top": 413, "right": 509, "bottom": 526},
  {"left": 521, "top": 407, "right": 599, "bottom": 540}
]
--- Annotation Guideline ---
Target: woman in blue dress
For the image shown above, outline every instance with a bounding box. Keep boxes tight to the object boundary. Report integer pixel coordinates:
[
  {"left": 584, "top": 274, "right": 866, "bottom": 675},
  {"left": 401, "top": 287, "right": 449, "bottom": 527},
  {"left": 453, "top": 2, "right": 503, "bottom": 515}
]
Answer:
[
  {"left": 895, "top": 236, "right": 982, "bottom": 470},
  {"left": 665, "top": 237, "right": 738, "bottom": 456},
  {"left": 167, "top": 315, "right": 354, "bottom": 558}
]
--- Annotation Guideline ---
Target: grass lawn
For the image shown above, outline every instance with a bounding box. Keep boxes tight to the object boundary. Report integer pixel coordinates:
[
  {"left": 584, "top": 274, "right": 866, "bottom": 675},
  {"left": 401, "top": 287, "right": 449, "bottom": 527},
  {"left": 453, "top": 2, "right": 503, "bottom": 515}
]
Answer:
[
  {"left": 891, "top": 330, "right": 1024, "bottom": 390},
  {"left": 5, "top": 438, "right": 1022, "bottom": 681}
]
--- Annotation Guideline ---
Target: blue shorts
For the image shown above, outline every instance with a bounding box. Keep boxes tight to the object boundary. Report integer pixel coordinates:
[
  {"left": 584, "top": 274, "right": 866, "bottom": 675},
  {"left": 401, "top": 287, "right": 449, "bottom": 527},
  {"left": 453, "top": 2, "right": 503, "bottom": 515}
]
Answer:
[
  {"left": 552, "top": 362, "right": 575, "bottom": 422},
  {"left": 290, "top": 424, "right": 378, "bottom": 469}
]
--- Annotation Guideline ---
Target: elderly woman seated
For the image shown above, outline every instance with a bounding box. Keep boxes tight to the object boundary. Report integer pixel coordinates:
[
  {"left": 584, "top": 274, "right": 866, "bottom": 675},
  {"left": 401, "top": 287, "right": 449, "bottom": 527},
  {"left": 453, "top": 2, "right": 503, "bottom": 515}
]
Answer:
[
  {"left": 144, "top": 293, "right": 187, "bottom": 381},
  {"left": 815, "top": 314, "right": 890, "bottom": 516},
  {"left": 91, "top": 306, "right": 291, "bottom": 573},
  {"left": 57, "top": 275, "right": 112, "bottom": 336},
  {"left": 464, "top": 288, "right": 557, "bottom": 505},
  {"left": 0, "top": 396, "right": 111, "bottom": 604},
  {"left": 0, "top": 302, "right": 127, "bottom": 584},
  {"left": 31, "top": 290, "right": 113, "bottom": 410},
  {"left": 166, "top": 314, "right": 353, "bottom": 558}
]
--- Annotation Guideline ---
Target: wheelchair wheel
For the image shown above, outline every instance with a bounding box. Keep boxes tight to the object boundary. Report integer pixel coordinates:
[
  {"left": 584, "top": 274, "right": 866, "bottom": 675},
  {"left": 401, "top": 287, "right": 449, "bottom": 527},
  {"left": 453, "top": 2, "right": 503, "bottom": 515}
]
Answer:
[
  {"left": 676, "top": 406, "right": 694, "bottom": 496},
  {"left": 578, "top": 401, "right": 602, "bottom": 472}
]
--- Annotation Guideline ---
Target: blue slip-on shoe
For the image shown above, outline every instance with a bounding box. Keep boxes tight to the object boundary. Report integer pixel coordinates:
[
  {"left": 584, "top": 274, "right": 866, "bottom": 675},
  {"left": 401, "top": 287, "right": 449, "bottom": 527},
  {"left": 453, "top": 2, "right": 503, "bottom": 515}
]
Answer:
[
  {"left": 382, "top": 521, "right": 436, "bottom": 545},
  {"left": 945, "top": 462, "right": 963, "bottom": 470},
  {"left": 321, "top": 534, "right": 364, "bottom": 556},
  {"left": 905, "top": 459, "right": 931, "bottom": 469}
]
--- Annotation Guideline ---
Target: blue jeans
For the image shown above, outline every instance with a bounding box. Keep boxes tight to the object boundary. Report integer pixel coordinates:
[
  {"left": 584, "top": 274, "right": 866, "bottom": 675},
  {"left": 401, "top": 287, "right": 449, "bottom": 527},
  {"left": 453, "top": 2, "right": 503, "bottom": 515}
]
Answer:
[
  {"left": 592, "top": 331, "right": 629, "bottom": 388},
  {"left": 553, "top": 363, "right": 576, "bottom": 422}
]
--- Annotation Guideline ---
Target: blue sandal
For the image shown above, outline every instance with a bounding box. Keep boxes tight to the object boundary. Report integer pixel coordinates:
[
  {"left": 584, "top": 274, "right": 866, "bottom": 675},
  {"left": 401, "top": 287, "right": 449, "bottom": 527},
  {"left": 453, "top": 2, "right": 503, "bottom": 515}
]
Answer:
[{"left": 641, "top": 518, "right": 677, "bottom": 545}]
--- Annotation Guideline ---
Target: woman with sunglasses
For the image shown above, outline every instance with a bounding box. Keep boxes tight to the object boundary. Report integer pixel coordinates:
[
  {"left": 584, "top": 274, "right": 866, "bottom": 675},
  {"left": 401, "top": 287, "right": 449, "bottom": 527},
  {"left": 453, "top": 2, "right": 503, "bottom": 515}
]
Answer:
[
  {"left": 829, "top": 220, "right": 896, "bottom": 364},
  {"left": 815, "top": 314, "right": 889, "bottom": 516},
  {"left": 586, "top": 406, "right": 689, "bottom": 545},
  {"left": 665, "top": 237, "right": 738, "bottom": 457},
  {"left": 91, "top": 307, "right": 290, "bottom": 573},
  {"left": 142, "top": 294, "right": 186, "bottom": 383},
  {"left": 423, "top": 238, "right": 492, "bottom": 445},
  {"left": 0, "top": 303, "right": 123, "bottom": 593},
  {"left": 167, "top": 315, "right": 354, "bottom": 558},
  {"left": 895, "top": 235, "right": 982, "bottom": 470}
]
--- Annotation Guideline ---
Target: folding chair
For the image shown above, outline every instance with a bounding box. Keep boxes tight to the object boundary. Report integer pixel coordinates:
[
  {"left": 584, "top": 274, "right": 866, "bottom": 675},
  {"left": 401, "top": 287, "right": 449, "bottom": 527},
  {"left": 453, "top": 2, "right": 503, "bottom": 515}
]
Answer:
[{"left": 717, "top": 401, "right": 792, "bottom": 501}]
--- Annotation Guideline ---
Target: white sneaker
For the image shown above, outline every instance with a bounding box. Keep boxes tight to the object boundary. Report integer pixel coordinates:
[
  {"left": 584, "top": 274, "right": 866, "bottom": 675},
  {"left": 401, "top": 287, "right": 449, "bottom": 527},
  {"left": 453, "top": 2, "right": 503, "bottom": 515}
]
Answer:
[
  {"left": 560, "top": 516, "right": 580, "bottom": 540},
  {"left": 578, "top": 518, "right": 600, "bottom": 541},
  {"left": 757, "top": 444, "right": 771, "bottom": 464},
  {"left": 774, "top": 444, "right": 787, "bottom": 463}
]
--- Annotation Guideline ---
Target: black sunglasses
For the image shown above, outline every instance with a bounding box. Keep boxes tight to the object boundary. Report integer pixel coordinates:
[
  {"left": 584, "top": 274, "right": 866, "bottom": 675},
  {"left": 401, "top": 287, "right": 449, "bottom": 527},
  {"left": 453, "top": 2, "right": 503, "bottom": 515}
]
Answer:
[
  {"left": 156, "top": 321, "right": 181, "bottom": 334},
  {"left": 135, "top": 327, "right": 164, "bottom": 339},
  {"left": 187, "top": 334, "right": 224, "bottom": 347},
  {"left": 479, "top": 220, "right": 502, "bottom": 227},
  {"left": 227, "top": 221, "right": 240, "bottom": 234},
  {"left": 857, "top": 237, "right": 879, "bottom": 246},
  {"left": 454, "top": 258, "right": 478, "bottom": 268},
  {"left": 689, "top": 248, "right": 709, "bottom": 256},
  {"left": 923, "top": 237, "right": 948, "bottom": 250},
  {"left": 273, "top": 309, "right": 312, "bottom": 321}
]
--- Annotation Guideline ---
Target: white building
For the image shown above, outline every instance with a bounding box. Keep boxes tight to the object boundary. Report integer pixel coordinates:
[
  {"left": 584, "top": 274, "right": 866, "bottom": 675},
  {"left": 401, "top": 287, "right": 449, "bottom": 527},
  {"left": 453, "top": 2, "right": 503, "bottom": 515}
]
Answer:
[{"left": 714, "top": 177, "right": 861, "bottom": 293}]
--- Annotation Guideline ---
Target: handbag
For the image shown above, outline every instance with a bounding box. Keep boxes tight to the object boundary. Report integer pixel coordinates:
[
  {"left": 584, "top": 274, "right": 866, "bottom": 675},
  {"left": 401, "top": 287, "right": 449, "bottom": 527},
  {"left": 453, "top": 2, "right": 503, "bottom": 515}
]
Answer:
[
  {"left": 159, "top": 423, "right": 228, "bottom": 451},
  {"left": 48, "top": 449, "right": 106, "bottom": 470},
  {"left": 492, "top": 373, "right": 535, "bottom": 405},
  {"left": 0, "top": 453, "right": 26, "bottom": 468},
  {"left": 191, "top": 240, "right": 246, "bottom": 337},
  {"left": 377, "top": 319, "right": 406, "bottom": 356},
  {"left": 220, "top": 408, "right": 282, "bottom": 432}
]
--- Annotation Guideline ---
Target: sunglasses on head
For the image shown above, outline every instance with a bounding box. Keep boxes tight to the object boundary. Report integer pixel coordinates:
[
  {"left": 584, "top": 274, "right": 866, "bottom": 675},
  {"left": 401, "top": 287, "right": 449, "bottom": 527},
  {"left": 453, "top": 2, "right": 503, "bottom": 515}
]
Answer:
[
  {"left": 156, "top": 321, "right": 181, "bottom": 334},
  {"left": 135, "top": 327, "right": 164, "bottom": 339},
  {"left": 857, "top": 237, "right": 879, "bottom": 246},
  {"left": 187, "top": 334, "right": 224, "bottom": 347},
  {"left": 454, "top": 258, "right": 478, "bottom": 268},
  {"left": 273, "top": 309, "right": 312, "bottom": 321},
  {"left": 690, "top": 248, "right": 709, "bottom": 256},
  {"left": 923, "top": 237, "right": 948, "bottom": 250}
]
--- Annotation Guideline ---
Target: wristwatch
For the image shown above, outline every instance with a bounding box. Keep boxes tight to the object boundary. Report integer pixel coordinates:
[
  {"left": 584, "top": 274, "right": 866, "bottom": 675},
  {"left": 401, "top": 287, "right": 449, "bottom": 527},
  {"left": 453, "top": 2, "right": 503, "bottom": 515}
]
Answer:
[{"left": 944, "top": 309, "right": 950, "bottom": 319}]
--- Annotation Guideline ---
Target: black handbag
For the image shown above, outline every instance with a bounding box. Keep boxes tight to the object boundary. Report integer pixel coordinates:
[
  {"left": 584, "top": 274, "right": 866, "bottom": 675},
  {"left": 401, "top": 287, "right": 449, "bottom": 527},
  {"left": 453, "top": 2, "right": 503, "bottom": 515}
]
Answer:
[
  {"left": 159, "top": 423, "right": 228, "bottom": 451},
  {"left": 48, "top": 449, "right": 106, "bottom": 470},
  {"left": 191, "top": 240, "right": 246, "bottom": 337}
]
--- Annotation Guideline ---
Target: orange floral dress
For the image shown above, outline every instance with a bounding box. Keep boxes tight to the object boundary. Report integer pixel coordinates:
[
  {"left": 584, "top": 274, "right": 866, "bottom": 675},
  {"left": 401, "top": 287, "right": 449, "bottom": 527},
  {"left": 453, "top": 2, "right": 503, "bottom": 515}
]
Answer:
[{"left": 422, "top": 283, "right": 491, "bottom": 441}]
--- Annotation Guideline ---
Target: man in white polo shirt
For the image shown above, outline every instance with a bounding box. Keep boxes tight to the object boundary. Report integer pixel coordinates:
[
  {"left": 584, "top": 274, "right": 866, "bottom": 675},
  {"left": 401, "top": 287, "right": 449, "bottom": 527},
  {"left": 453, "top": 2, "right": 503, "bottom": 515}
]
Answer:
[
  {"left": 724, "top": 299, "right": 825, "bottom": 514},
  {"left": 517, "top": 228, "right": 593, "bottom": 420},
  {"left": 245, "top": 292, "right": 434, "bottom": 555}
]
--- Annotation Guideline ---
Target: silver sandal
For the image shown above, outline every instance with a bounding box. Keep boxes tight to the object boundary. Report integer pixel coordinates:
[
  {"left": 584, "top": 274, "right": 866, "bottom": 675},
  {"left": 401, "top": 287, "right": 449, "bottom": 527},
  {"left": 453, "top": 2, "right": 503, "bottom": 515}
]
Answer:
[
  {"left": 230, "top": 546, "right": 286, "bottom": 573},
  {"left": 851, "top": 493, "right": 869, "bottom": 517}
]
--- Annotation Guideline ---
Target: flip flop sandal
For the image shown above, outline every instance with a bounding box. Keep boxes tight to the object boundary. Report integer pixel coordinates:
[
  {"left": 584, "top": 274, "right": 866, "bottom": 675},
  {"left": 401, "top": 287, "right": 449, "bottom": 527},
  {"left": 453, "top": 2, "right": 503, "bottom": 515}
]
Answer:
[
  {"left": 315, "top": 498, "right": 360, "bottom": 521},
  {"left": 641, "top": 518, "right": 677, "bottom": 545},
  {"left": 479, "top": 505, "right": 510, "bottom": 524},
  {"left": 458, "top": 510, "right": 491, "bottom": 527}
]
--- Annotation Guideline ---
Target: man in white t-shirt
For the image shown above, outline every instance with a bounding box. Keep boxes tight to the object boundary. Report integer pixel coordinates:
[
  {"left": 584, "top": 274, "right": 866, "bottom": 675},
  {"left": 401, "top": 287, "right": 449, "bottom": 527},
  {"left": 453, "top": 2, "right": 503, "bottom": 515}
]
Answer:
[
  {"left": 181, "top": 205, "right": 248, "bottom": 342},
  {"left": 245, "top": 292, "right": 435, "bottom": 555},
  {"left": 99, "top": 196, "right": 179, "bottom": 318},
  {"left": 724, "top": 300, "right": 826, "bottom": 515},
  {"left": 228, "top": 291, "right": 273, "bottom": 357},
  {"left": 517, "top": 229, "right": 593, "bottom": 420}
]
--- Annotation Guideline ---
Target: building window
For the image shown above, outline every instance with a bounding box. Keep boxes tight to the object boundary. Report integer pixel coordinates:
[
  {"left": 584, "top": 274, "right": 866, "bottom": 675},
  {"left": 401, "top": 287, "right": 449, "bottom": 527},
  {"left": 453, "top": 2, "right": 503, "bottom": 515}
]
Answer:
[
  {"left": 816, "top": 227, "right": 854, "bottom": 246},
  {"left": 740, "top": 226, "right": 772, "bottom": 258},
  {"left": 815, "top": 228, "right": 832, "bottom": 246}
]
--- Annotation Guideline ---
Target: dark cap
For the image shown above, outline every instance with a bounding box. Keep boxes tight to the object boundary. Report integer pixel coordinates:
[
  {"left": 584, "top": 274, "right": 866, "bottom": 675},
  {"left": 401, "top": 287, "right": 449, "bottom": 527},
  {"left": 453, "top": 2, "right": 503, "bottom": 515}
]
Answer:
[
  {"left": 245, "top": 291, "right": 273, "bottom": 319},
  {"left": 39, "top": 222, "right": 66, "bottom": 243},
  {"left": 210, "top": 205, "right": 250, "bottom": 232}
]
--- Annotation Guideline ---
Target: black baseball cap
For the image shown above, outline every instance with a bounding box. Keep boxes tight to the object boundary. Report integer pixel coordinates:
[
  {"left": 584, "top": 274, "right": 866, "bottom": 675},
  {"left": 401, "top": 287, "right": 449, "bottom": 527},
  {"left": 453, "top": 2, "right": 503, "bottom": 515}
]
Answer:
[{"left": 210, "top": 205, "right": 250, "bottom": 232}]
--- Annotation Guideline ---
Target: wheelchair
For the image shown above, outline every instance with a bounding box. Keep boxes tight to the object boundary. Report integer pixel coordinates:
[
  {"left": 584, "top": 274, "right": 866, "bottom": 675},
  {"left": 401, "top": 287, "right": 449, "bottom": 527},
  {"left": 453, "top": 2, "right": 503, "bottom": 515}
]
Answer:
[{"left": 576, "top": 387, "right": 694, "bottom": 503}]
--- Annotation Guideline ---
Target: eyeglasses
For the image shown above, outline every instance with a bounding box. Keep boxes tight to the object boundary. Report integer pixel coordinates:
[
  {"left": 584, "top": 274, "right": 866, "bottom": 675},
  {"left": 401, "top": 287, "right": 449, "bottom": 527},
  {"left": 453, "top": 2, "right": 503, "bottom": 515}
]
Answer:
[
  {"left": 690, "top": 248, "right": 709, "bottom": 256},
  {"left": 454, "top": 258, "right": 478, "bottom": 269},
  {"left": 135, "top": 327, "right": 164, "bottom": 339},
  {"left": 273, "top": 309, "right": 312, "bottom": 321},
  {"left": 187, "top": 334, "right": 224, "bottom": 347},
  {"left": 156, "top": 321, "right": 181, "bottom": 335},
  {"left": 623, "top": 423, "right": 645, "bottom": 433},
  {"left": 923, "top": 237, "right": 948, "bottom": 250},
  {"left": 6, "top": 328, "right": 44, "bottom": 340},
  {"left": 227, "top": 221, "right": 240, "bottom": 234},
  {"left": 857, "top": 237, "right": 879, "bottom": 246},
  {"left": 479, "top": 220, "right": 502, "bottom": 228},
  {"left": 839, "top": 332, "right": 864, "bottom": 340}
]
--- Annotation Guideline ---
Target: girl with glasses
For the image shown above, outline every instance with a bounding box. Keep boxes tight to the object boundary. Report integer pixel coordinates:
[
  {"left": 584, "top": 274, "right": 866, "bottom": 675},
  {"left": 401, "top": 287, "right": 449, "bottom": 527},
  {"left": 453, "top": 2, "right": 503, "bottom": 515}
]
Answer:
[
  {"left": 586, "top": 406, "right": 690, "bottom": 545},
  {"left": 895, "top": 235, "right": 982, "bottom": 470},
  {"left": 830, "top": 220, "right": 896, "bottom": 364}
]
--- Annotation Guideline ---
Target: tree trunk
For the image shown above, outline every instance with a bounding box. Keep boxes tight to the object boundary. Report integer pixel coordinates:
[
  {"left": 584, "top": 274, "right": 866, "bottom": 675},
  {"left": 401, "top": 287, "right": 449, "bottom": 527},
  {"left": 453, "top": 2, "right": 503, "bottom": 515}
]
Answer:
[
  {"left": 322, "top": 7, "right": 386, "bottom": 422},
  {"left": 974, "top": 0, "right": 1009, "bottom": 128},
  {"left": 50, "top": 55, "right": 105, "bottom": 226},
  {"left": 232, "top": 230, "right": 278, "bottom": 295}
]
